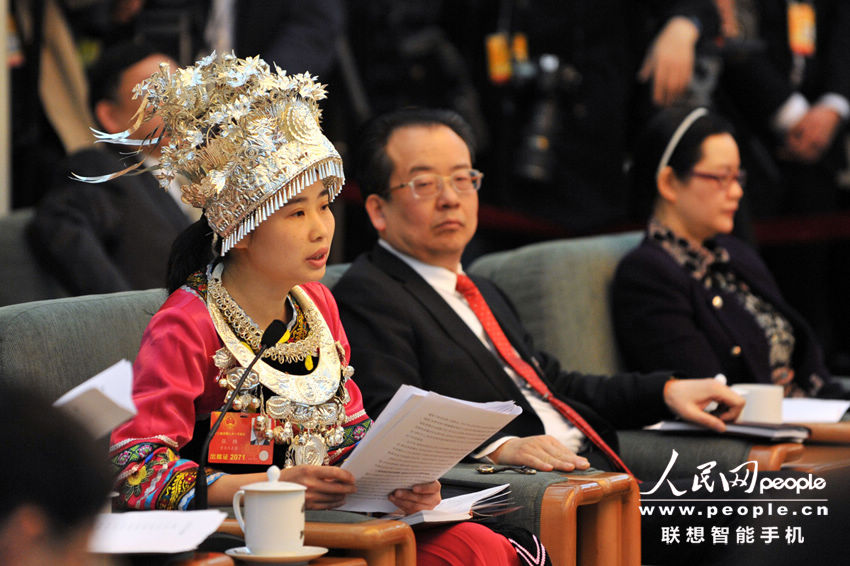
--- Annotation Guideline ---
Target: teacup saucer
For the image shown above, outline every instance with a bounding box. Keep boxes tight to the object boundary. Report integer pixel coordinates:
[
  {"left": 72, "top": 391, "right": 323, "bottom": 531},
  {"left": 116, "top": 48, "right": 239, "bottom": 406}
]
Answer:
[{"left": 224, "top": 545, "right": 328, "bottom": 564}]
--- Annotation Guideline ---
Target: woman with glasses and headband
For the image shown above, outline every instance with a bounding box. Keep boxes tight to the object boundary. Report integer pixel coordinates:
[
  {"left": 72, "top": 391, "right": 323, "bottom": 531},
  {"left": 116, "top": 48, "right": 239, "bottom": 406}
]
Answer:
[{"left": 612, "top": 107, "right": 845, "bottom": 398}]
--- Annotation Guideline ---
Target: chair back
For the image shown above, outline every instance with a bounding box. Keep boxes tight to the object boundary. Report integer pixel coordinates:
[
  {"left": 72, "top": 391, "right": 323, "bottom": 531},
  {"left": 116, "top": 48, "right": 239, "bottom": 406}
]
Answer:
[
  {"left": 320, "top": 263, "right": 350, "bottom": 289},
  {"left": 0, "top": 289, "right": 167, "bottom": 401},
  {"left": 0, "top": 208, "right": 70, "bottom": 306},
  {"left": 468, "top": 232, "right": 642, "bottom": 374}
]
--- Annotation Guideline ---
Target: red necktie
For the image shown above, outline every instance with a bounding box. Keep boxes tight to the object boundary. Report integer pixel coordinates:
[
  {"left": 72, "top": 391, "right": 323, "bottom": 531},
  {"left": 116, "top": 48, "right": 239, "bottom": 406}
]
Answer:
[{"left": 456, "top": 274, "right": 633, "bottom": 475}]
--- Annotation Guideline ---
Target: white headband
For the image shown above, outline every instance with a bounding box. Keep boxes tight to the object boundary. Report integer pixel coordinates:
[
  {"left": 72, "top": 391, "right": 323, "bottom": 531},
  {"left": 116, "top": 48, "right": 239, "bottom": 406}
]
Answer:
[{"left": 655, "top": 107, "right": 709, "bottom": 182}]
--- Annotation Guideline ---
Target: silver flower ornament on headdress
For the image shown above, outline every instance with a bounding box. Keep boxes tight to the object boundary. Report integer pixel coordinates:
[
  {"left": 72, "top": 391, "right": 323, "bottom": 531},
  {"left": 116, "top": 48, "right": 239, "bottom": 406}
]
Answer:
[{"left": 74, "top": 51, "right": 345, "bottom": 255}]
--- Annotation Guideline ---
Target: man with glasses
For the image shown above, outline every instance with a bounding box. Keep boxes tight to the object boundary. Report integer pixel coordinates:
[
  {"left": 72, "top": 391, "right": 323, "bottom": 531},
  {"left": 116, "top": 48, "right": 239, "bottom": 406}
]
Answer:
[{"left": 333, "top": 107, "right": 744, "bottom": 473}]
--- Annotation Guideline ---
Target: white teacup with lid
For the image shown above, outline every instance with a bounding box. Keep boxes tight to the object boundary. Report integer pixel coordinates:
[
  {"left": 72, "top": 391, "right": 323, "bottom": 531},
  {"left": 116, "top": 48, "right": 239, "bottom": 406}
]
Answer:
[
  {"left": 232, "top": 465, "right": 306, "bottom": 556},
  {"left": 731, "top": 383, "right": 784, "bottom": 424}
]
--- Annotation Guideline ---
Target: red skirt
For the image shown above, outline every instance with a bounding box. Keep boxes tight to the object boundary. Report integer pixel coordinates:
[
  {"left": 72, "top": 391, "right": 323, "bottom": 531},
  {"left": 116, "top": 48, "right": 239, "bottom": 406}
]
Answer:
[{"left": 415, "top": 522, "right": 521, "bottom": 566}]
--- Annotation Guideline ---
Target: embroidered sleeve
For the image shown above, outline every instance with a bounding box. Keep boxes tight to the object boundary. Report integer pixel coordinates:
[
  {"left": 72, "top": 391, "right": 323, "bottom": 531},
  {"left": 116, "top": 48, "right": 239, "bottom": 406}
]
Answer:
[
  {"left": 109, "top": 438, "right": 225, "bottom": 510},
  {"left": 109, "top": 290, "right": 224, "bottom": 510}
]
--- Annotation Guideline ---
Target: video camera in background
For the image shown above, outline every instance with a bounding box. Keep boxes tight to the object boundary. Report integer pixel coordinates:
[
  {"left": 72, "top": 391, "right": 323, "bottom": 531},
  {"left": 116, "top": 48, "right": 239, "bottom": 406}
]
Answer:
[{"left": 513, "top": 54, "right": 582, "bottom": 185}]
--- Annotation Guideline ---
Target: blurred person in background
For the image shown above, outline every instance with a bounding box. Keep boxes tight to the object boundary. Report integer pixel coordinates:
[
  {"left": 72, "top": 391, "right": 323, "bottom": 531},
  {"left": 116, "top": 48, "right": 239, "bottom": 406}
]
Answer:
[
  {"left": 28, "top": 42, "right": 192, "bottom": 295},
  {"left": 0, "top": 383, "right": 111, "bottom": 566}
]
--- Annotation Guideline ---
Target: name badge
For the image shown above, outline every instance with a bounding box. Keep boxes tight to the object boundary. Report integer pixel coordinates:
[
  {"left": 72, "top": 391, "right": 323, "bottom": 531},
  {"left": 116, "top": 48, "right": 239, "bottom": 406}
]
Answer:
[
  {"left": 788, "top": 1, "right": 816, "bottom": 56},
  {"left": 208, "top": 412, "right": 274, "bottom": 465}
]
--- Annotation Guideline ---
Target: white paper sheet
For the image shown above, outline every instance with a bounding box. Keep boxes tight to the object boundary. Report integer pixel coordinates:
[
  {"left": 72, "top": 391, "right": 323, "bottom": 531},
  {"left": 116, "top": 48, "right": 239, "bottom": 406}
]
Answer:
[
  {"left": 88, "top": 510, "right": 227, "bottom": 554},
  {"left": 782, "top": 398, "right": 850, "bottom": 423},
  {"left": 339, "top": 385, "right": 521, "bottom": 513},
  {"left": 53, "top": 359, "right": 136, "bottom": 437},
  {"left": 432, "top": 483, "right": 509, "bottom": 514},
  {"left": 392, "top": 484, "right": 511, "bottom": 525}
]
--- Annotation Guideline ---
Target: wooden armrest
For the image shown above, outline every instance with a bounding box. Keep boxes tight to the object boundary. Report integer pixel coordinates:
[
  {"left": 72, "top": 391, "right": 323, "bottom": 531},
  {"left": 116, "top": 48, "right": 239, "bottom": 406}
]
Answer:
[
  {"left": 538, "top": 471, "right": 640, "bottom": 566},
  {"left": 216, "top": 518, "right": 242, "bottom": 537},
  {"left": 218, "top": 518, "right": 415, "bottom": 566},
  {"left": 748, "top": 443, "right": 805, "bottom": 471},
  {"left": 303, "top": 519, "right": 414, "bottom": 551},
  {"left": 563, "top": 472, "right": 640, "bottom": 566},
  {"left": 539, "top": 482, "right": 580, "bottom": 566},
  {"left": 782, "top": 444, "right": 850, "bottom": 474},
  {"left": 171, "top": 552, "right": 234, "bottom": 566},
  {"left": 792, "top": 422, "right": 850, "bottom": 443}
]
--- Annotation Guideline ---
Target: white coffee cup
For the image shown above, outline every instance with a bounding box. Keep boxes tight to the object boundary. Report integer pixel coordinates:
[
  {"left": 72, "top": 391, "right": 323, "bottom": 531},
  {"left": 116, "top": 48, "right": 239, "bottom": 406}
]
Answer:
[
  {"left": 731, "top": 383, "right": 784, "bottom": 424},
  {"left": 233, "top": 466, "right": 306, "bottom": 556}
]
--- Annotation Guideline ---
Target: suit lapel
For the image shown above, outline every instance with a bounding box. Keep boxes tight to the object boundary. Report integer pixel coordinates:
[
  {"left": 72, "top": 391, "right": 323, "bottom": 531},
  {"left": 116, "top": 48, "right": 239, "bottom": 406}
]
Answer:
[
  {"left": 95, "top": 146, "right": 190, "bottom": 232},
  {"left": 371, "top": 245, "right": 530, "bottom": 403}
]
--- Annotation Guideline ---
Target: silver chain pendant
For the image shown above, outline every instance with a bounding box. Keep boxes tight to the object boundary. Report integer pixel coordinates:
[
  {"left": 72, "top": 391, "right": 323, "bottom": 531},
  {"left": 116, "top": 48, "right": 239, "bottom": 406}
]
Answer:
[{"left": 291, "top": 433, "right": 328, "bottom": 466}]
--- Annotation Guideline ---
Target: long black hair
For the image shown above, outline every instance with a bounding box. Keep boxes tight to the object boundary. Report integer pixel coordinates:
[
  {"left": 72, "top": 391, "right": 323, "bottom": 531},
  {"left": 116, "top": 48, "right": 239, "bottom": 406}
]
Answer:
[{"left": 166, "top": 216, "right": 221, "bottom": 292}]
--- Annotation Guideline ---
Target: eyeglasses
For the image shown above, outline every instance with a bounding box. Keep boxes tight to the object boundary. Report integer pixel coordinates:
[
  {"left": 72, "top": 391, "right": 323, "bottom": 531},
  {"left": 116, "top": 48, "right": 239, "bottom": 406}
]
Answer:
[
  {"left": 690, "top": 169, "right": 747, "bottom": 189},
  {"left": 387, "top": 169, "right": 484, "bottom": 199}
]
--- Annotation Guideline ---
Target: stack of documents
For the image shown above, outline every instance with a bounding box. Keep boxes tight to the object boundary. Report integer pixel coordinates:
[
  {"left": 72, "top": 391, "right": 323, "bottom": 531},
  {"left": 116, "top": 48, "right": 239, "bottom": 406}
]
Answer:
[{"left": 339, "top": 385, "right": 521, "bottom": 513}]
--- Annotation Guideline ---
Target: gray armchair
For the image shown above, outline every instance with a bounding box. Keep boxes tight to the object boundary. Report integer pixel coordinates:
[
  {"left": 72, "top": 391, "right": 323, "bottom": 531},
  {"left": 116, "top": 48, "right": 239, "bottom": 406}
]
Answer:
[
  {"left": 0, "top": 289, "right": 166, "bottom": 398},
  {"left": 468, "top": 232, "right": 803, "bottom": 477}
]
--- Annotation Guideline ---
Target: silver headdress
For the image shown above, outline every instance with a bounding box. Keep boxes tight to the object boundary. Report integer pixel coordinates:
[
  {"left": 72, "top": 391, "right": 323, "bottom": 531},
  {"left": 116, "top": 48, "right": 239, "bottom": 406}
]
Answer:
[{"left": 75, "top": 52, "right": 344, "bottom": 255}]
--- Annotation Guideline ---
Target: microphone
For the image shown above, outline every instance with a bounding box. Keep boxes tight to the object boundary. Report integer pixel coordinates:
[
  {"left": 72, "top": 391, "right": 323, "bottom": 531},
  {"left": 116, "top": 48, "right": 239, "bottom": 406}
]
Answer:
[{"left": 193, "top": 319, "right": 287, "bottom": 510}]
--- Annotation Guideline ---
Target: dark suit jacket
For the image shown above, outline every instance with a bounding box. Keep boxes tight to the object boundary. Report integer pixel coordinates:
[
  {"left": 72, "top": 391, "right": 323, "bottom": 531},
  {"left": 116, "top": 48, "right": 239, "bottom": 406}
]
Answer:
[
  {"left": 612, "top": 234, "right": 843, "bottom": 397},
  {"left": 28, "top": 148, "right": 191, "bottom": 295},
  {"left": 334, "top": 244, "right": 674, "bottom": 459}
]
